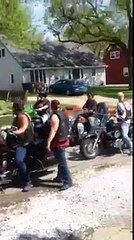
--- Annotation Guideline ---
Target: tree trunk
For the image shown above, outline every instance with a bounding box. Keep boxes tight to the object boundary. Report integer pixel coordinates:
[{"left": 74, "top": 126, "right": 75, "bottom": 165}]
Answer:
[{"left": 128, "top": 16, "right": 133, "bottom": 90}]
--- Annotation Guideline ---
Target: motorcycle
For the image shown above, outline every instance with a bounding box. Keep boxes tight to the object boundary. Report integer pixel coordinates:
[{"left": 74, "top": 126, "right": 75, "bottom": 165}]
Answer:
[
  {"left": 69, "top": 110, "right": 102, "bottom": 147},
  {"left": 24, "top": 104, "right": 37, "bottom": 118},
  {"left": 80, "top": 115, "right": 133, "bottom": 160},
  {"left": 0, "top": 117, "right": 53, "bottom": 183}
]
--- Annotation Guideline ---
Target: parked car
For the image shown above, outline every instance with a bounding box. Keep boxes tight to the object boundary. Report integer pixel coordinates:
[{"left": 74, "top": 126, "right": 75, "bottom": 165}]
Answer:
[{"left": 49, "top": 79, "right": 88, "bottom": 95}]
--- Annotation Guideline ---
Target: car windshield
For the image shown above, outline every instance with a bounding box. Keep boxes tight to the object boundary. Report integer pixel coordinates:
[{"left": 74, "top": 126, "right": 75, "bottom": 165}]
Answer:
[{"left": 73, "top": 80, "right": 86, "bottom": 85}]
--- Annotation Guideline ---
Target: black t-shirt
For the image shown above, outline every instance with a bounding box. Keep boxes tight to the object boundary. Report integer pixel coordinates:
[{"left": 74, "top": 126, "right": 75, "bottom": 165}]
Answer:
[{"left": 83, "top": 99, "right": 97, "bottom": 112}]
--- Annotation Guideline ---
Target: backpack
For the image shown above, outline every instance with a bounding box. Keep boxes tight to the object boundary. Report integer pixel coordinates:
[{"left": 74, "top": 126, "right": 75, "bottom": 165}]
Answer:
[{"left": 123, "top": 102, "right": 132, "bottom": 120}]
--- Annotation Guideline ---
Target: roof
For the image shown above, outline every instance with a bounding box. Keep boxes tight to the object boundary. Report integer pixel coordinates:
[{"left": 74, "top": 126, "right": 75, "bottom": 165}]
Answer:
[{"left": 1, "top": 37, "right": 104, "bottom": 69}]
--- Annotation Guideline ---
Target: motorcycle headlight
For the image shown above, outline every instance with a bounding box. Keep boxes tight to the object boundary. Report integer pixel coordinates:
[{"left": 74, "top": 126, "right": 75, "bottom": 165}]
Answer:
[
  {"left": 114, "top": 130, "right": 121, "bottom": 139},
  {"left": 0, "top": 130, "right": 7, "bottom": 141},
  {"left": 95, "top": 118, "right": 100, "bottom": 126},
  {"left": 77, "top": 123, "right": 84, "bottom": 135}
]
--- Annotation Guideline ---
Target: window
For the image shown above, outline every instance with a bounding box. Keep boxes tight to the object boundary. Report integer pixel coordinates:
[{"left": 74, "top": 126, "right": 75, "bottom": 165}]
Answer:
[
  {"left": 39, "top": 70, "right": 43, "bottom": 82},
  {"left": 0, "top": 49, "right": 5, "bottom": 58},
  {"left": 55, "top": 80, "right": 62, "bottom": 85},
  {"left": 10, "top": 74, "right": 14, "bottom": 84},
  {"left": 81, "top": 69, "right": 84, "bottom": 78},
  {"left": 35, "top": 70, "right": 39, "bottom": 82},
  {"left": 92, "top": 69, "right": 96, "bottom": 76},
  {"left": 69, "top": 70, "right": 72, "bottom": 79},
  {"left": 2, "top": 49, "right": 5, "bottom": 57},
  {"left": 42, "top": 70, "right": 46, "bottom": 83},
  {"left": 123, "top": 67, "right": 129, "bottom": 77},
  {"left": 30, "top": 70, "right": 34, "bottom": 83},
  {"left": 110, "top": 51, "right": 120, "bottom": 60},
  {"left": 72, "top": 69, "right": 80, "bottom": 79}
]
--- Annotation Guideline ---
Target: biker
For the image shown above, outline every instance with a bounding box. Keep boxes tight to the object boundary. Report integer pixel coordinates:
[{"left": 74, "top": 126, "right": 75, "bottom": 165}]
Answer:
[
  {"left": 33, "top": 99, "right": 50, "bottom": 124},
  {"left": 82, "top": 92, "right": 97, "bottom": 113},
  {"left": 37, "top": 91, "right": 50, "bottom": 112},
  {"left": 117, "top": 92, "right": 132, "bottom": 155},
  {"left": 12, "top": 98, "right": 34, "bottom": 192},
  {"left": 78, "top": 93, "right": 98, "bottom": 133},
  {"left": 46, "top": 99, "right": 73, "bottom": 191}
]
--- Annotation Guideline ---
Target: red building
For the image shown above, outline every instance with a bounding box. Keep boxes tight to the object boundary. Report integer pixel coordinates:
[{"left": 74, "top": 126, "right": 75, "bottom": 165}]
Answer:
[{"left": 103, "top": 44, "right": 129, "bottom": 84}]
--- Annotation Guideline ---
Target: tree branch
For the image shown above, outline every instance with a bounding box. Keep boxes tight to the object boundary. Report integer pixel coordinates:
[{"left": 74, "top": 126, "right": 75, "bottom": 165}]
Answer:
[
  {"left": 59, "top": 2, "right": 115, "bottom": 42},
  {"left": 56, "top": 31, "right": 114, "bottom": 44},
  {"left": 48, "top": 0, "right": 127, "bottom": 48}
]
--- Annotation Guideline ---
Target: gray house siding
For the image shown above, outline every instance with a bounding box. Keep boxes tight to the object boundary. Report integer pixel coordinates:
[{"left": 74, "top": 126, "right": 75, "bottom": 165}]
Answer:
[{"left": 0, "top": 42, "right": 24, "bottom": 91}]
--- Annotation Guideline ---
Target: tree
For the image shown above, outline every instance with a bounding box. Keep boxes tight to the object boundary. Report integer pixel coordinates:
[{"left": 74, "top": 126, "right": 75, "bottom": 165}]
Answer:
[
  {"left": 46, "top": 0, "right": 132, "bottom": 89},
  {"left": 114, "top": 0, "right": 133, "bottom": 89},
  {"left": 0, "top": 0, "right": 42, "bottom": 50}
]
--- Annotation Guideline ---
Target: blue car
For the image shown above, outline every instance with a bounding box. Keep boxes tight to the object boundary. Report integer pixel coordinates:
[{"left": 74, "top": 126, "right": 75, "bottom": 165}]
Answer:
[{"left": 49, "top": 79, "right": 88, "bottom": 95}]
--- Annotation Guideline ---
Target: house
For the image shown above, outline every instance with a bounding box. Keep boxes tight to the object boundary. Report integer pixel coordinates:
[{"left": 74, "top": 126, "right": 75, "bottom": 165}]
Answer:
[
  {"left": 103, "top": 43, "right": 129, "bottom": 85},
  {"left": 0, "top": 38, "right": 106, "bottom": 91}
]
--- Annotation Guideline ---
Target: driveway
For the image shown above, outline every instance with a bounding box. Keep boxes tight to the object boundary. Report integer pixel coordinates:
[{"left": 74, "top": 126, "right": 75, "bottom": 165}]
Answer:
[
  {"left": 28, "top": 95, "right": 132, "bottom": 108},
  {"left": 0, "top": 148, "right": 132, "bottom": 240},
  {"left": 0, "top": 95, "right": 132, "bottom": 240},
  {"left": 0, "top": 147, "right": 132, "bottom": 204}
]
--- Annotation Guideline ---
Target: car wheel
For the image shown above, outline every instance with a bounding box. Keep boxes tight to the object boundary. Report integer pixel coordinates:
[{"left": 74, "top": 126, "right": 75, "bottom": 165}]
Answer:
[{"left": 66, "top": 90, "right": 70, "bottom": 96}]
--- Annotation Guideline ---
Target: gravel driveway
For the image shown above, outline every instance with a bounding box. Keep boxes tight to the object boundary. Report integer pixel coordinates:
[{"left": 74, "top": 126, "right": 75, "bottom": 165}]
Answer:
[
  {"left": 0, "top": 150, "right": 132, "bottom": 240},
  {"left": 28, "top": 95, "right": 132, "bottom": 108}
]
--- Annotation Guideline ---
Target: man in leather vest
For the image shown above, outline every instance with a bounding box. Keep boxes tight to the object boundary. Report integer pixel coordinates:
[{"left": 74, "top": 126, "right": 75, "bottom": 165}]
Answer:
[
  {"left": 12, "top": 98, "right": 34, "bottom": 192},
  {"left": 47, "top": 100, "right": 73, "bottom": 191}
]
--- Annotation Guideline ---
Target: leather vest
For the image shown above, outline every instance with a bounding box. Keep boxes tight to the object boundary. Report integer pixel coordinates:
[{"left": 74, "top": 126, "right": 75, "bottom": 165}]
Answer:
[
  {"left": 13, "top": 113, "right": 34, "bottom": 145},
  {"left": 52, "top": 110, "right": 69, "bottom": 144}
]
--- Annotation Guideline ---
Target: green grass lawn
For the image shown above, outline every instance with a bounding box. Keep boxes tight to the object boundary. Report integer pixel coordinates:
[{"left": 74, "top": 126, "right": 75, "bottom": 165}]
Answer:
[
  {"left": 0, "top": 101, "right": 12, "bottom": 115},
  {"left": 0, "top": 116, "right": 13, "bottom": 127},
  {"left": 90, "top": 86, "right": 132, "bottom": 99}
]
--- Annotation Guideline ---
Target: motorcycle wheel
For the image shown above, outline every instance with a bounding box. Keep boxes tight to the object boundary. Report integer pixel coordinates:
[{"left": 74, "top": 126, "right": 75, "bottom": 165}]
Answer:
[{"left": 80, "top": 137, "right": 99, "bottom": 160}]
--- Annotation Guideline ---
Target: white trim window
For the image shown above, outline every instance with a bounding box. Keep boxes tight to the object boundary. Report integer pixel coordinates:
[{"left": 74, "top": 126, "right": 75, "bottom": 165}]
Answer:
[
  {"left": 0, "top": 48, "right": 5, "bottom": 58},
  {"left": 30, "top": 69, "right": 46, "bottom": 83},
  {"left": 123, "top": 67, "right": 129, "bottom": 77},
  {"left": 10, "top": 74, "right": 14, "bottom": 84},
  {"left": 110, "top": 51, "right": 120, "bottom": 60},
  {"left": 92, "top": 69, "right": 96, "bottom": 76}
]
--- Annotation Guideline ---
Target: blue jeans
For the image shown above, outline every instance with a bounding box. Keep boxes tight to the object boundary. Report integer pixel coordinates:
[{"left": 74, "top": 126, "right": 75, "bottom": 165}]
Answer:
[
  {"left": 15, "top": 147, "right": 30, "bottom": 186},
  {"left": 121, "top": 122, "right": 132, "bottom": 149},
  {"left": 53, "top": 147, "right": 72, "bottom": 185}
]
